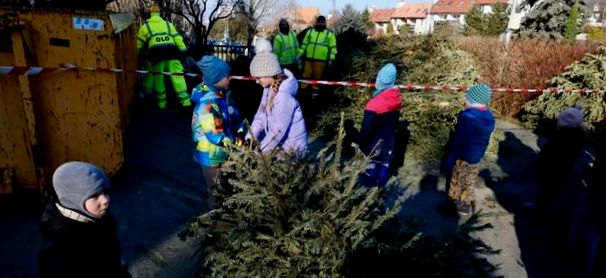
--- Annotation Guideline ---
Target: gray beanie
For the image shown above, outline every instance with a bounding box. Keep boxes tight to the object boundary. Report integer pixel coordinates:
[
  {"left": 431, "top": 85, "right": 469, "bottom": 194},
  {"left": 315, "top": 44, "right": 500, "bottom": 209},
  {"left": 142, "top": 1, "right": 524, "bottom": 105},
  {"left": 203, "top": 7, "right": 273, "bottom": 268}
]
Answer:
[
  {"left": 250, "top": 38, "right": 282, "bottom": 77},
  {"left": 52, "top": 161, "right": 111, "bottom": 218}
]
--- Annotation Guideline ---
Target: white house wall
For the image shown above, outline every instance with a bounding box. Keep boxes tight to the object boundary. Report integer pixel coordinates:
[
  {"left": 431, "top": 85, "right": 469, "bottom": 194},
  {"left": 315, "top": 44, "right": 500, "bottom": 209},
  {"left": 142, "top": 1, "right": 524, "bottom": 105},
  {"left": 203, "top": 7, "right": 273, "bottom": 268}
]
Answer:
[
  {"left": 482, "top": 5, "right": 493, "bottom": 13},
  {"left": 381, "top": 2, "right": 520, "bottom": 35},
  {"left": 391, "top": 18, "right": 403, "bottom": 34},
  {"left": 375, "top": 22, "right": 390, "bottom": 34}
]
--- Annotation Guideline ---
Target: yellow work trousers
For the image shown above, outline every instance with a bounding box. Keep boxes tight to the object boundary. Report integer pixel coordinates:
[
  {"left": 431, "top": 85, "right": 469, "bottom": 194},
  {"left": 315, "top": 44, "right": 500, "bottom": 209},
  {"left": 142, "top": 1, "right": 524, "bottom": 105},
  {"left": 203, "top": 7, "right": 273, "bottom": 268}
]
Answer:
[
  {"left": 300, "top": 60, "right": 327, "bottom": 90},
  {"left": 151, "top": 59, "right": 190, "bottom": 109}
]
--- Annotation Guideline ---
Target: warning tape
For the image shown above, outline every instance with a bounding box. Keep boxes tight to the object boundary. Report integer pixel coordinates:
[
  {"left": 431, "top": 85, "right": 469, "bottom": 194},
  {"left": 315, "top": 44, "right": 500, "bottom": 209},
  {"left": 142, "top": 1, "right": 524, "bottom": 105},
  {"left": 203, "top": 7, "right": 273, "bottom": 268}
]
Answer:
[{"left": 1, "top": 64, "right": 605, "bottom": 94}]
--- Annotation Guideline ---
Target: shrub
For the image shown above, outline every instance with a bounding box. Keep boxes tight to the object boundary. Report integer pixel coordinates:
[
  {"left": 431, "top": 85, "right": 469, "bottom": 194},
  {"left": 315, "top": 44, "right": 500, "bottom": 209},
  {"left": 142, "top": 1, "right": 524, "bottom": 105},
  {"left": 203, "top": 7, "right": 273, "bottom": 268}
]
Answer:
[
  {"left": 464, "top": 4, "right": 508, "bottom": 36},
  {"left": 181, "top": 122, "right": 399, "bottom": 277},
  {"left": 564, "top": 0, "right": 581, "bottom": 40},
  {"left": 316, "top": 35, "right": 476, "bottom": 162},
  {"left": 518, "top": 0, "right": 584, "bottom": 40},
  {"left": 523, "top": 45, "right": 606, "bottom": 132},
  {"left": 457, "top": 36, "right": 598, "bottom": 118},
  {"left": 181, "top": 121, "right": 498, "bottom": 277},
  {"left": 333, "top": 4, "right": 373, "bottom": 35},
  {"left": 585, "top": 26, "right": 606, "bottom": 41}
]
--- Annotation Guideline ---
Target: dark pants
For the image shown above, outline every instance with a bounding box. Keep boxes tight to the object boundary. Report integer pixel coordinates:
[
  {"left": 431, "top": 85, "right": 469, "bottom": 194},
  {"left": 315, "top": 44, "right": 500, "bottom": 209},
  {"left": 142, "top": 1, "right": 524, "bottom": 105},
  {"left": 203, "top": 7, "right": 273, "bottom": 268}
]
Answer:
[
  {"left": 567, "top": 190, "right": 601, "bottom": 277},
  {"left": 361, "top": 161, "right": 390, "bottom": 188},
  {"left": 201, "top": 166, "right": 219, "bottom": 209}
]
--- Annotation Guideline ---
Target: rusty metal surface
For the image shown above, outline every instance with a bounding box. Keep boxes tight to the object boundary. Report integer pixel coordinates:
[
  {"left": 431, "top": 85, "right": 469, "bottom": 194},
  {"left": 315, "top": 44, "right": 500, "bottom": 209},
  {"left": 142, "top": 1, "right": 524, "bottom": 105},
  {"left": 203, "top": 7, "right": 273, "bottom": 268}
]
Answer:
[
  {"left": 0, "top": 75, "right": 38, "bottom": 189},
  {"left": 0, "top": 167, "right": 14, "bottom": 194},
  {"left": 0, "top": 7, "right": 136, "bottom": 191}
]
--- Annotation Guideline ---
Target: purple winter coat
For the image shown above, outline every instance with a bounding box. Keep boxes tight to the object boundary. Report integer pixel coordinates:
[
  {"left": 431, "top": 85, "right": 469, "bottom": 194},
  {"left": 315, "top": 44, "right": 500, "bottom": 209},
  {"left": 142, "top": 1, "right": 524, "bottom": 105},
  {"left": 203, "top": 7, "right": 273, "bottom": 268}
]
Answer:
[{"left": 248, "top": 69, "right": 308, "bottom": 155}]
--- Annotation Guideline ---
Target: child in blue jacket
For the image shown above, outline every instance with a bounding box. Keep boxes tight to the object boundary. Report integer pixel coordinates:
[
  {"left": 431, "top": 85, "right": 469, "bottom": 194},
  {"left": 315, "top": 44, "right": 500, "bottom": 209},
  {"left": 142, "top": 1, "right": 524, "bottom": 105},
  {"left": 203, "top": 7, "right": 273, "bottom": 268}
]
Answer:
[
  {"left": 442, "top": 83, "right": 495, "bottom": 215},
  {"left": 191, "top": 56, "right": 244, "bottom": 208}
]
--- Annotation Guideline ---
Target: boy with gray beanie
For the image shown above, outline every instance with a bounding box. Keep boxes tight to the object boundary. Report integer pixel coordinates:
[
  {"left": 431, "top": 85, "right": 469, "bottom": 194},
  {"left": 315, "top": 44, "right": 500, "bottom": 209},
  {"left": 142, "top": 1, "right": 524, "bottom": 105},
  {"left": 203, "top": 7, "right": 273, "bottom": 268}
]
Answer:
[{"left": 39, "top": 161, "right": 130, "bottom": 277}]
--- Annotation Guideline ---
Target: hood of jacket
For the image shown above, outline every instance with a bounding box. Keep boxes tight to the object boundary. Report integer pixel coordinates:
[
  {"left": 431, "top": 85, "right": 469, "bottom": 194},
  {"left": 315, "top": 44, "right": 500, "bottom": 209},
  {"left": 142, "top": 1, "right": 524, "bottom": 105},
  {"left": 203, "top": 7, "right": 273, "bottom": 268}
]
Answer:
[
  {"left": 251, "top": 68, "right": 307, "bottom": 155},
  {"left": 191, "top": 84, "right": 227, "bottom": 105},
  {"left": 279, "top": 69, "right": 298, "bottom": 97}
]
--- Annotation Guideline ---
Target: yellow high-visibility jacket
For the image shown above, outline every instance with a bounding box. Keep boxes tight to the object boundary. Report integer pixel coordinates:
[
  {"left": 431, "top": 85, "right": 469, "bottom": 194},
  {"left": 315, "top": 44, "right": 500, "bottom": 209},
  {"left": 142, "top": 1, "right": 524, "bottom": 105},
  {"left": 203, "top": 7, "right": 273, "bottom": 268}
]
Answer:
[
  {"left": 136, "top": 13, "right": 186, "bottom": 62},
  {"left": 299, "top": 28, "right": 337, "bottom": 62},
  {"left": 273, "top": 31, "right": 299, "bottom": 65}
]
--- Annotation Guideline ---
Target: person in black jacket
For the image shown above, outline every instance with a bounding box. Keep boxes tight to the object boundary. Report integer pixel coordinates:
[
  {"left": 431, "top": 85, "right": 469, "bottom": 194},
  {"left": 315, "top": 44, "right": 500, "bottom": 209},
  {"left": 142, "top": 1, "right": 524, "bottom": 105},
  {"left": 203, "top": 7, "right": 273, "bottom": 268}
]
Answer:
[
  {"left": 39, "top": 161, "right": 130, "bottom": 278},
  {"left": 585, "top": 97, "right": 606, "bottom": 277},
  {"left": 533, "top": 105, "right": 586, "bottom": 213},
  {"left": 357, "top": 63, "right": 402, "bottom": 188}
]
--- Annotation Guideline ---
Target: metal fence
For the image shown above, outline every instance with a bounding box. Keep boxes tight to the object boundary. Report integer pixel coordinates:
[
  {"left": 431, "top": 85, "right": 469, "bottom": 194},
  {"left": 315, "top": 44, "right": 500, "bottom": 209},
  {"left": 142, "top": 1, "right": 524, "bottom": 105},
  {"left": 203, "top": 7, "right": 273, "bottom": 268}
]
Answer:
[{"left": 208, "top": 44, "right": 253, "bottom": 61}]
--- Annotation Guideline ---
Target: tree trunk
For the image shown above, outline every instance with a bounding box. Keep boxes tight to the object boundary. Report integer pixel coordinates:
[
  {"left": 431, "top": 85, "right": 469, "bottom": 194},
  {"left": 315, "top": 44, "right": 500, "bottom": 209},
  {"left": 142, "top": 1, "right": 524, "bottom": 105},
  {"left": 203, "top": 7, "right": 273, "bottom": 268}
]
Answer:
[
  {"left": 246, "top": 26, "right": 254, "bottom": 48},
  {"left": 189, "top": 22, "right": 205, "bottom": 59}
]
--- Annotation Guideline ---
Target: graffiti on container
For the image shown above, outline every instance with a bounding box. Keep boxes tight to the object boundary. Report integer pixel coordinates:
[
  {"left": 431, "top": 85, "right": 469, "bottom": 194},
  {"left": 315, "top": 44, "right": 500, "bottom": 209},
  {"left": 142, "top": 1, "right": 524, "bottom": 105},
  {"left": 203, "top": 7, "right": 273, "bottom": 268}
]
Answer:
[{"left": 73, "top": 17, "right": 104, "bottom": 31}]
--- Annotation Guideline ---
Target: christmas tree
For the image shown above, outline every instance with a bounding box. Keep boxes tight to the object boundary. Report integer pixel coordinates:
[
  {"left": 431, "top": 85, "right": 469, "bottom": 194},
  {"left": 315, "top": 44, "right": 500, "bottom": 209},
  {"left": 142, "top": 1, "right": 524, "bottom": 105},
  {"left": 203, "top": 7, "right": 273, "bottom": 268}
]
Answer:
[
  {"left": 182, "top": 116, "right": 399, "bottom": 277},
  {"left": 181, "top": 117, "right": 499, "bottom": 277},
  {"left": 523, "top": 46, "right": 606, "bottom": 132}
]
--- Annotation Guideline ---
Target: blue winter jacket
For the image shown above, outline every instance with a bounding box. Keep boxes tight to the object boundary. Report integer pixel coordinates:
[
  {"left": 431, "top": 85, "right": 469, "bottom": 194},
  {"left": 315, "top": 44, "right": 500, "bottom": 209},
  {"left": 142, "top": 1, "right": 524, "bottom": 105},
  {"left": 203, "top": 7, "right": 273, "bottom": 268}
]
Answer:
[
  {"left": 191, "top": 84, "right": 244, "bottom": 167},
  {"left": 442, "top": 107, "right": 495, "bottom": 173}
]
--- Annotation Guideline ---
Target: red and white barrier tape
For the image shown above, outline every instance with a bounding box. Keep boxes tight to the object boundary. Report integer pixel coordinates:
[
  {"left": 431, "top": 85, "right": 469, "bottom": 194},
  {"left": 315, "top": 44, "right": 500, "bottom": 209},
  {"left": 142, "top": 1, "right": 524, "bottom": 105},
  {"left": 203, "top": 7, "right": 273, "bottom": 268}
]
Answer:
[{"left": 1, "top": 64, "right": 604, "bottom": 94}]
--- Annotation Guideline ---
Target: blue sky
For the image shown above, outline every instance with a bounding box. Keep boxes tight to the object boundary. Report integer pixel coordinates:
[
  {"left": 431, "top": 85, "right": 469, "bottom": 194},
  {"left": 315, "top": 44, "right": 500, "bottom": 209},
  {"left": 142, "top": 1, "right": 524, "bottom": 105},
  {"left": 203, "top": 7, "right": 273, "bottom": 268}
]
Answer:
[{"left": 302, "top": 0, "right": 429, "bottom": 14}]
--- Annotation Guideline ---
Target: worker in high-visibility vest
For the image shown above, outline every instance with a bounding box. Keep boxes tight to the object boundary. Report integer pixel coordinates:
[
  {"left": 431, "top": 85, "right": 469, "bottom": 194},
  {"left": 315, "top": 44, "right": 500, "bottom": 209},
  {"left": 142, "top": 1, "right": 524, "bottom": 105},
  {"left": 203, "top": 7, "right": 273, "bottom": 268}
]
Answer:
[
  {"left": 272, "top": 18, "right": 300, "bottom": 76},
  {"left": 136, "top": 5, "right": 191, "bottom": 109},
  {"left": 299, "top": 16, "right": 337, "bottom": 90}
]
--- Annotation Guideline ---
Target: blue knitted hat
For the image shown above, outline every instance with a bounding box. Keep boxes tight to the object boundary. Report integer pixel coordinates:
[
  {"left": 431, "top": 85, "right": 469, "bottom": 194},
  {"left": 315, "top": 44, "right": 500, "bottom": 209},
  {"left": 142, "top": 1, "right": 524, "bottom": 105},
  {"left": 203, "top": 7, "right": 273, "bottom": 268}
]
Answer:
[
  {"left": 374, "top": 63, "right": 397, "bottom": 96},
  {"left": 465, "top": 83, "right": 492, "bottom": 106},
  {"left": 196, "top": 55, "right": 231, "bottom": 86}
]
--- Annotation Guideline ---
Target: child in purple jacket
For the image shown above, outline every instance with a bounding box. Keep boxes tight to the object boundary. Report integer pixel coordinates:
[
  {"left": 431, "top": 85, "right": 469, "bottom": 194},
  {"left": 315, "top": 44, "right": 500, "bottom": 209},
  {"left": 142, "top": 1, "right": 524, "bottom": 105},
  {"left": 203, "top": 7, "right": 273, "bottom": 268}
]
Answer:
[{"left": 247, "top": 39, "right": 308, "bottom": 156}]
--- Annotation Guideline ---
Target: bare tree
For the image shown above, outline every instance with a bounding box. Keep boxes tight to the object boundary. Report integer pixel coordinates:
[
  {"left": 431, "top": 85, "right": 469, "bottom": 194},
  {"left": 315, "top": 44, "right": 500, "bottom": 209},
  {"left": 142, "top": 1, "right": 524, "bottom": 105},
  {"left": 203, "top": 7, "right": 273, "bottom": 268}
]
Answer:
[
  {"left": 110, "top": 0, "right": 242, "bottom": 49},
  {"left": 236, "top": 0, "right": 276, "bottom": 46},
  {"left": 162, "top": 0, "right": 241, "bottom": 47},
  {"left": 107, "top": 0, "right": 152, "bottom": 16}
]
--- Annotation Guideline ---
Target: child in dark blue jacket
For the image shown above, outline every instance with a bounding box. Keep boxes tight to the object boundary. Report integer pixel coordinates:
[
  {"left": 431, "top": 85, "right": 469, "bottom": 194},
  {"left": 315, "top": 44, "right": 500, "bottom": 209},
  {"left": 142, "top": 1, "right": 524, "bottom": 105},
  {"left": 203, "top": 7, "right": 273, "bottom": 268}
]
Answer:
[
  {"left": 442, "top": 83, "right": 495, "bottom": 215},
  {"left": 357, "top": 63, "right": 402, "bottom": 188},
  {"left": 39, "top": 162, "right": 130, "bottom": 278}
]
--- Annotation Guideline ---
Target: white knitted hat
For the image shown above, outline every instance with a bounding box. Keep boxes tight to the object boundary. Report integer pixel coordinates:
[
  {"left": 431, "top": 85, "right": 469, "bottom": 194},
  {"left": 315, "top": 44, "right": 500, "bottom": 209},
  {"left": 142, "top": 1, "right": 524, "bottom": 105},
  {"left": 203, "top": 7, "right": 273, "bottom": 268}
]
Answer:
[{"left": 250, "top": 38, "right": 282, "bottom": 77}]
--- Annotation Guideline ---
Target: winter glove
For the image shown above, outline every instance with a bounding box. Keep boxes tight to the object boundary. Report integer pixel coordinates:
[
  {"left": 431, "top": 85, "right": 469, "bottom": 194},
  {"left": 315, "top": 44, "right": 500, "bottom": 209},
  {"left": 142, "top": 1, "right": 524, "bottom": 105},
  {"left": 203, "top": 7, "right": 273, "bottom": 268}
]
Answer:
[
  {"left": 218, "top": 137, "right": 232, "bottom": 148},
  {"left": 235, "top": 138, "right": 243, "bottom": 147}
]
